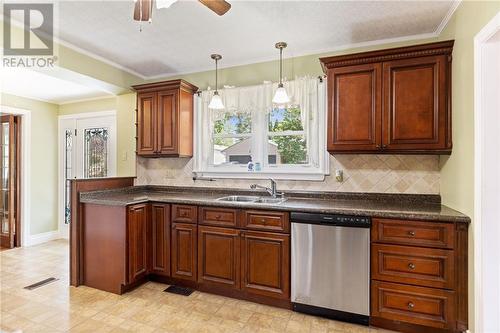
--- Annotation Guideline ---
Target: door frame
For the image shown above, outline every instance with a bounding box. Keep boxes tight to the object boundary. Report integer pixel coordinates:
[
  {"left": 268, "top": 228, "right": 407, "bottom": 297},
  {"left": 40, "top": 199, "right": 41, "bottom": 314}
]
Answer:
[
  {"left": 474, "top": 11, "right": 500, "bottom": 333},
  {"left": 58, "top": 110, "right": 117, "bottom": 239},
  {"left": 1, "top": 106, "right": 31, "bottom": 248}
]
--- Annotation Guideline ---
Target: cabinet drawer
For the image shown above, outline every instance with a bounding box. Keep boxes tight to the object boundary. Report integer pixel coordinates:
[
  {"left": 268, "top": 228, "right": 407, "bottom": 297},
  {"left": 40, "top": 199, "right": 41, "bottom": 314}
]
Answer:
[
  {"left": 199, "top": 207, "right": 238, "bottom": 227},
  {"left": 372, "top": 244, "right": 454, "bottom": 289},
  {"left": 242, "top": 210, "right": 289, "bottom": 233},
  {"left": 172, "top": 205, "right": 197, "bottom": 224},
  {"left": 371, "top": 281, "right": 455, "bottom": 329},
  {"left": 372, "top": 218, "right": 455, "bottom": 249}
]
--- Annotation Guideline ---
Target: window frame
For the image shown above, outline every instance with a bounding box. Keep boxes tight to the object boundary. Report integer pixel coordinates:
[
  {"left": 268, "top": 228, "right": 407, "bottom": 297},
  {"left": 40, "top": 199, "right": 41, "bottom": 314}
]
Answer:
[{"left": 194, "top": 79, "right": 329, "bottom": 181}]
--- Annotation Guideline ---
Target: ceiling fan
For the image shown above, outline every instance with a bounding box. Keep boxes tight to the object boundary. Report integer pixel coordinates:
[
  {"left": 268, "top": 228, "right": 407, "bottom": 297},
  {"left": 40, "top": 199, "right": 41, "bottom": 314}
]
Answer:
[{"left": 133, "top": 0, "right": 231, "bottom": 21}]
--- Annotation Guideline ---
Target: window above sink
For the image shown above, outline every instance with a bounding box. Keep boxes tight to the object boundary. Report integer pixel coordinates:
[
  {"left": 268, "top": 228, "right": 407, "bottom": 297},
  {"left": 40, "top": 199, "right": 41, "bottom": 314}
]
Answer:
[{"left": 193, "top": 77, "right": 329, "bottom": 181}]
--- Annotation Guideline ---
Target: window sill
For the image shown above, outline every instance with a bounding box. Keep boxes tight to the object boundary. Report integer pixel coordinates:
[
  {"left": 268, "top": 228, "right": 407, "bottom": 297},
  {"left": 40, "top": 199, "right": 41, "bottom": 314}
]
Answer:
[{"left": 193, "top": 170, "right": 327, "bottom": 181}]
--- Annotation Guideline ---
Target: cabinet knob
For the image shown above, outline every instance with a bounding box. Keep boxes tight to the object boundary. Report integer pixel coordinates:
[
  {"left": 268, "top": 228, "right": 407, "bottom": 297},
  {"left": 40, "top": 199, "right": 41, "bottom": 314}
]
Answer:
[
  {"left": 408, "top": 263, "right": 416, "bottom": 270},
  {"left": 172, "top": 225, "right": 176, "bottom": 230},
  {"left": 382, "top": 144, "right": 387, "bottom": 149},
  {"left": 408, "top": 230, "right": 416, "bottom": 236},
  {"left": 216, "top": 215, "right": 222, "bottom": 220},
  {"left": 407, "top": 302, "right": 415, "bottom": 309},
  {"left": 260, "top": 218, "right": 267, "bottom": 224},
  {"left": 376, "top": 144, "right": 381, "bottom": 149}
]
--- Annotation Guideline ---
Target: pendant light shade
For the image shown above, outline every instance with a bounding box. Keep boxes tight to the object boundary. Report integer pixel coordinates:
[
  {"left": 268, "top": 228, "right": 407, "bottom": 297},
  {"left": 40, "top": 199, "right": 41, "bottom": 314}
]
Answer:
[
  {"left": 208, "top": 92, "right": 224, "bottom": 109},
  {"left": 209, "top": 54, "right": 224, "bottom": 110},
  {"left": 272, "top": 42, "right": 290, "bottom": 105}
]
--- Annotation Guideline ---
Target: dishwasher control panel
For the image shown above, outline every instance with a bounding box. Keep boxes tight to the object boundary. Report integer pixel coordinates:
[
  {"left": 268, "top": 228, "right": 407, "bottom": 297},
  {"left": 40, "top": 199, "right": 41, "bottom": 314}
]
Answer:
[{"left": 290, "top": 212, "right": 371, "bottom": 228}]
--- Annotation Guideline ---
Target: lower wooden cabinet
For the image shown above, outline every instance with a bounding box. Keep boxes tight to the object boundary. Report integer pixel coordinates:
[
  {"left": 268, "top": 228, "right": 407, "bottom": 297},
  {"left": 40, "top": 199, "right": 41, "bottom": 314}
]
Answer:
[
  {"left": 151, "top": 203, "right": 171, "bottom": 276},
  {"left": 241, "top": 231, "right": 290, "bottom": 300},
  {"left": 171, "top": 222, "right": 197, "bottom": 281},
  {"left": 198, "top": 225, "right": 240, "bottom": 289},
  {"left": 127, "top": 204, "right": 149, "bottom": 284},
  {"left": 372, "top": 281, "right": 456, "bottom": 329}
]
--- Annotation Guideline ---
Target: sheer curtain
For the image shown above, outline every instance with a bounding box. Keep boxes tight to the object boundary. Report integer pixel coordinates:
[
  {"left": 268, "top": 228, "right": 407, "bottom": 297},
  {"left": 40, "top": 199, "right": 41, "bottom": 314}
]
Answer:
[{"left": 193, "top": 76, "right": 327, "bottom": 178}]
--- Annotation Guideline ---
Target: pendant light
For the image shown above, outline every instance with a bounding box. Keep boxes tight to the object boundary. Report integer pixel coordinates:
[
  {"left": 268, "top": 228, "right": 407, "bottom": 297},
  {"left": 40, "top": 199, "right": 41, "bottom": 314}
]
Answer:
[
  {"left": 208, "top": 54, "right": 224, "bottom": 110},
  {"left": 272, "top": 42, "right": 290, "bottom": 104}
]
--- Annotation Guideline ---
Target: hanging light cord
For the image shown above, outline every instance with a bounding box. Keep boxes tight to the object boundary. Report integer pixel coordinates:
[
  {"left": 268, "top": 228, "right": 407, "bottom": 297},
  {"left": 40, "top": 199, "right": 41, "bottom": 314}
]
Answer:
[{"left": 279, "top": 46, "right": 283, "bottom": 87}]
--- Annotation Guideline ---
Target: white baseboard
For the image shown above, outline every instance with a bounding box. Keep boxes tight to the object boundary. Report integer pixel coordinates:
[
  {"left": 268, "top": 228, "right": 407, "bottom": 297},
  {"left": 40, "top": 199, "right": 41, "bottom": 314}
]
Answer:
[{"left": 25, "top": 230, "right": 61, "bottom": 246}]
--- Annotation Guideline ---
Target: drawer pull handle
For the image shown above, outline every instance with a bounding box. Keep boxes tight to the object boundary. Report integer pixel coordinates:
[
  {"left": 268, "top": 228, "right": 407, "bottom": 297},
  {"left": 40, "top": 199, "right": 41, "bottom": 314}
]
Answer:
[
  {"left": 407, "top": 302, "right": 415, "bottom": 309},
  {"left": 408, "top": 230, "right": 416, "bottom": 236},
  {"left": 180, "top": 212, "right": 188, "bottom": 217},
  {"left": 408, "top": 263, "right": 416, "bottom": 270}
]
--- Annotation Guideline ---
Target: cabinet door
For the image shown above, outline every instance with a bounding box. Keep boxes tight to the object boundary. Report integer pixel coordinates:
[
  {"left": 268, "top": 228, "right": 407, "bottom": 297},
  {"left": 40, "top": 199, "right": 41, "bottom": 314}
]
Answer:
[
  {"left": 171, "top": 223, "right": 197, "bottom": 281},
  {"left": 382, "top": 55, "right": 449, "bottom": 151},
  {"left": 198, "top": 226, "right": 240, "bottom": 289},
  {"left": 241, "top": 231, "right": 290, "bottom": 299},
  {"left": 137, "top": 92, "right": 157, "bottom": 156},
  {"left": 327, "top": 63, "right": 382, "bottom": 152},
  {"left": 157, "top": 90, "right": 178, "bottom": 155},
  {"left": 151, "top": 203, "right": 171, "bottom": 276},
  {"left": 127, "top": 204, "right": 149, "bottom": 284}
]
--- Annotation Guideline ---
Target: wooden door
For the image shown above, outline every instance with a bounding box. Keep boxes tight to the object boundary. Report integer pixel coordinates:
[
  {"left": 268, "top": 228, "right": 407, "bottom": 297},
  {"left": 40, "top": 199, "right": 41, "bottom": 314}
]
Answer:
[
  {"left": 136, "top": 92, "right": 157, "bottom": 156},
  {"left": 151, "top": 203, "right": 170, "bottom": 276},
  {"left": 198, "top": 226, "right": 240, "bottom": 289},
  {"left": 157, "top": 90, "right": 178, "bottom": 155},
  {"left": 241, "top": 231, "right": 290, "bottom": 299},
  {"left": 171, "top": 222, "right": 197, "bottom": 281},
  {"left": 382, "top": 55, "right": 448, "bottom": 151},
  {"left": 327, "top": 63, "right": 382, "bottom": 152},
  {"left": 0, "top": 115, "right": 17, "bottom": 248},
  {"left": 127, "top": 204, "right": 149, "bottom": 283}
]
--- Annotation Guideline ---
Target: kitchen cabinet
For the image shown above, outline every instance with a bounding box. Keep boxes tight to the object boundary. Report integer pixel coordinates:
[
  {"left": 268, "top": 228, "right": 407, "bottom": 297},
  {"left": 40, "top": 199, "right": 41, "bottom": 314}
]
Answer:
[
  {"left": 127, "top": 203, "right": 150, "bottom": 284},
  {"left": 198, "top": 225, "right": 240, "bottom": 289},
  {"left": 133, "top": 80, "right": 198, "bottom": 157},
  {"left": 320, "top": 40, "right": 454, "bottom": 154},
  {"left": 370, "top": 218, "right": 468, "bottom": 333},
  {"left": 171, "top": 222, "right": 197, "bottom": 281},
  {"left": 241, "top": 230, "right": 290, "bottom": 300},
  {"left": 151, "top": 203, "right": 171, "bottom": 276}
]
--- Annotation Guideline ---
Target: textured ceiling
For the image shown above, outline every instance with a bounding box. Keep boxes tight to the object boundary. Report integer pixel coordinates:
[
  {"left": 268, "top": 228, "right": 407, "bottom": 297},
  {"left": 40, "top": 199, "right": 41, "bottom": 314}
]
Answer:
[{"left": 53, "top": 0, "right": 457, "bottom": 78}]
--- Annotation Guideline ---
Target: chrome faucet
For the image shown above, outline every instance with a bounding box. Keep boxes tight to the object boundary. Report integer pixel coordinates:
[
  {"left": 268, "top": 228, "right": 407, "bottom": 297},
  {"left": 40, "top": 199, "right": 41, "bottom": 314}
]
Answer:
[{"left": 250, "top": 179, "right": 283, "bottom": 198}]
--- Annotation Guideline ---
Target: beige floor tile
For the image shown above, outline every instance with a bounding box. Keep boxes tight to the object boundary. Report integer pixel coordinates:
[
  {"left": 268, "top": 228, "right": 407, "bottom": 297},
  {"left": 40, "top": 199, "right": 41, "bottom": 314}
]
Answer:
[{"left": 0, "top": 240, "right": 396, "bottom": 333}]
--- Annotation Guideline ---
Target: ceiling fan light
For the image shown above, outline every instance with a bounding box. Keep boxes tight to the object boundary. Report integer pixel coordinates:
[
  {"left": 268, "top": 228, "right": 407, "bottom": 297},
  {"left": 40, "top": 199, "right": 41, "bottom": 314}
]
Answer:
[
  {"left": 272, "top": 86, "right": 290, "bottom": 104},
  {"left": 209, "top": 92, "right": 225, "bottom": 109}
]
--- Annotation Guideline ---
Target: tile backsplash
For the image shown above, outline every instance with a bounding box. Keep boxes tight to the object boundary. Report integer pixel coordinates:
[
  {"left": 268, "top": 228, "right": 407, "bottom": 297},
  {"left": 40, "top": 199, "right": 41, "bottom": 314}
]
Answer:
[{"left": 136, "top": 155, "right": 440, "bottom": 194}]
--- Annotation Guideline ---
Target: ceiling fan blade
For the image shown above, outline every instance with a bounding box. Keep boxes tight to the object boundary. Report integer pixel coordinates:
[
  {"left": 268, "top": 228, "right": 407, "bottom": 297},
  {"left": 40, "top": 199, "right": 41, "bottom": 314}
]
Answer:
[
  {"left": 133, "top": 0, "right": 153, "bottom": 21},
  {"left": 198, "top": 0, "right": 231, "bottom": 16}
]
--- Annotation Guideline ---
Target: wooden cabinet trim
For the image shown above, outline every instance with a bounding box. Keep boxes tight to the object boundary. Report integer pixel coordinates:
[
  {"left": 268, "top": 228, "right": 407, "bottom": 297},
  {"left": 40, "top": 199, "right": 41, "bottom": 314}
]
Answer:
[
  {"left": 371, "top": 281, "right": 456, "bottom": 329},
  {"left": 171, "top": 222, "right": 197, "bottom": 281},
  {"left": 241, "top": 230, "right": 290, "bottom": 300},
  {"left": 242, "top": 210, "right": 290, "bottom": 233},
  {"left": 199, "top": 206, "right": 239, "bottom": 228},
  {"left": 327, "top": 63, "right": 382, "bottom": 152},
  {"left": 198, "top": 226, "right": 240, "bottom": 289},
  {"left": 172, "top": 204, "right": 197, "bottom": 224},
  {"left": 372, "top": 243, "right": 455, "bottom": 289},
  {"left": 372, "top": 218, "right": 455, "bottom": 249}
]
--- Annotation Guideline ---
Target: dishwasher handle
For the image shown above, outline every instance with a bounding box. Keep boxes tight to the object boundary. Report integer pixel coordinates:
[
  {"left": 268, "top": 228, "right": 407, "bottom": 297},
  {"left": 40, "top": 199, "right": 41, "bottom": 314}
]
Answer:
[{"left": 290, "top": 212, "right": 371, "bottom": 228}]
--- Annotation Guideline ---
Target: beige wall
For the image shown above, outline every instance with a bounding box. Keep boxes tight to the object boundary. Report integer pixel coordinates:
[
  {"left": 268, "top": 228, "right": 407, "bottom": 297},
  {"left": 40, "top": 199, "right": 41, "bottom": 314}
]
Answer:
[
  {"left": 437, "top": 2, "right": 500, "bottom": 331},
  {"left": 1, "top": 93, "right": 59, "bottom": 235}
]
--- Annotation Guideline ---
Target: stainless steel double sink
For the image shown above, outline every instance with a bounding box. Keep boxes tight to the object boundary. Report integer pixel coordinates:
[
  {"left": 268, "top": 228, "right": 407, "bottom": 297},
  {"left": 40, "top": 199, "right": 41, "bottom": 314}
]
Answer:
[{"left": 216, "top": 195, "right": 287, "bottom": 204}]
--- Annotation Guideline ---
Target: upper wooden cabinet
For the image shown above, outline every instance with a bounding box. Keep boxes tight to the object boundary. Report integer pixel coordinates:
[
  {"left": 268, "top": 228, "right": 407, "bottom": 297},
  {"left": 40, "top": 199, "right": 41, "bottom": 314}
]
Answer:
[
  {"left": 320, "top": 41, "right": 454, "bottom": 154},
  {"left": 133, "top": 80, "right": 198, "bottom": 157}
]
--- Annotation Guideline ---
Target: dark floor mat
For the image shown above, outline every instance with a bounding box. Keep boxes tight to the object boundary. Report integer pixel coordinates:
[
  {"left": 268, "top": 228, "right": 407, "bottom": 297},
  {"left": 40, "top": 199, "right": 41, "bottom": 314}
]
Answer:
[
  {"left": 164, "top": 285, "right": 194, "bottom": 296},
  {"left": 24, "top": 277, "right": 59, "bottom": 290}
]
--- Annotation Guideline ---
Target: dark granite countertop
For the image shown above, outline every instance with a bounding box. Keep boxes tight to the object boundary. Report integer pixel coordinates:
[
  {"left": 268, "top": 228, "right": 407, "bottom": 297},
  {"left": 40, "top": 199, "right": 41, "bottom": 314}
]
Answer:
[{"left": 80, "top": 186, "right": 470, "bottom": 224}]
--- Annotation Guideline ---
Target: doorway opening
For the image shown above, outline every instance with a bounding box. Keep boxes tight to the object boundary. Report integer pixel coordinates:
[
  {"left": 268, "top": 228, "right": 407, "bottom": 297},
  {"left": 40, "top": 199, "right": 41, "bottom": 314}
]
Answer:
[
  {"left": 0, "top": 114, "right": 21, "bottom": 249},
  {"left": 474, "top": 11, "right": 500, "bottom": 333},
  {"left": 58, "top": 111, "right": 117, "bottom": 239}
]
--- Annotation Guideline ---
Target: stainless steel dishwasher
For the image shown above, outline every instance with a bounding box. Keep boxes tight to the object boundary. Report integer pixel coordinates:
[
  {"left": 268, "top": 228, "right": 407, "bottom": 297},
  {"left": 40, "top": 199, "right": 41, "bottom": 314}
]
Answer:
[{"left": 291, "top": 212, "right": 371, "bottom": 325}]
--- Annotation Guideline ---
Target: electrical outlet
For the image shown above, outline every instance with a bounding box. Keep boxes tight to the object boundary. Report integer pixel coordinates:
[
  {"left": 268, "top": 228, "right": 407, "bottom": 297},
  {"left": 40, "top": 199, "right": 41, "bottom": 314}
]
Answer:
[{"left": 335, "top": 169, "right": 343, "bottom": 182}]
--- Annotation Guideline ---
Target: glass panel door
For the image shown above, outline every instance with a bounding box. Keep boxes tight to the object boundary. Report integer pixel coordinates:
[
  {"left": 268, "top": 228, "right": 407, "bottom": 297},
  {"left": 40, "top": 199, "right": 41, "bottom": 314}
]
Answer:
[
  {"left": 0, "top": 115, "right": 17, "bottom": 248},
  {"left": 59, "top": 115, "right": 116, "bottom": 239}
]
